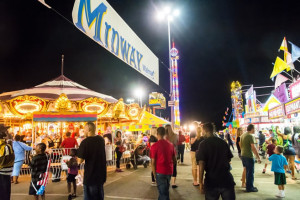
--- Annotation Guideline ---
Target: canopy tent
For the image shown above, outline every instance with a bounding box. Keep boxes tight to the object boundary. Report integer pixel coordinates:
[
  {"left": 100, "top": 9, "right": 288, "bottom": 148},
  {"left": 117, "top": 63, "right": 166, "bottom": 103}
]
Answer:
[{"left": 127, "top": 111, "right": 170, "bottom": 131}]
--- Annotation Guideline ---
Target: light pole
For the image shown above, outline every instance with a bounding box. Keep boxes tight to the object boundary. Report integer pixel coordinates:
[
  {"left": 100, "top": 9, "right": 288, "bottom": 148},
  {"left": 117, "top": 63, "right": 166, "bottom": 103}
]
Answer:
[
  {"left": 157, "top": 6, "right": 180, "bottom": 129},
  {"left": 134, "top": 88, "right": 144, "bottom": 107},
  {"left": 126, "top": 98, "right": 135, "bottom": 104}
]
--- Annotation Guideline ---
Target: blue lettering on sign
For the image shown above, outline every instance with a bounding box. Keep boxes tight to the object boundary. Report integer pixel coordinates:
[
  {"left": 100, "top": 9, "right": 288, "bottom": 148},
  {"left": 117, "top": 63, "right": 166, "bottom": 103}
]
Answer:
[
  {"left": 120, "top": 37, "right": 131, "bottom": 63},
  {"left": 111, "top": 28, "right": 119, "bottom": 56},
  {"left": 136, "top": 51, "right": 143, "bottom": 71},
  {"left": 75, "top": 0, "right": 107, "bottom": 43},
  {"left": 130, "top": 47, "right": 136, "bottom": 68},
  {"left": 104, "top": 22, "right": 111, "bottom": 48},
  {"left": 74, "top": 0, "right": 155, "bottom": 79},
  {"left": 143, "top": 65, "right": 154, "bottom": 78}
]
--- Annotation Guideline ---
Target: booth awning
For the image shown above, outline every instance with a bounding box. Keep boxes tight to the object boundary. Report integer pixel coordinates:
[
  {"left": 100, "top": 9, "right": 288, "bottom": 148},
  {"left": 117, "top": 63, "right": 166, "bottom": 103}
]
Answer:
[
  {"left": 33, "top": 112, "right": 97, "bottom": 122},
  {"left": 128, "top": 111, "right": 170, "bottom": 131}
]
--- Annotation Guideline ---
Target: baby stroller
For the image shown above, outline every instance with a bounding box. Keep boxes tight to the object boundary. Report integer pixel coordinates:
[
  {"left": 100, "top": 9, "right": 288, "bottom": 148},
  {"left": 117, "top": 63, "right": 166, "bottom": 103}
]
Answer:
[{"left": 126, "top": 144, "right": 150, "bottom": 170}]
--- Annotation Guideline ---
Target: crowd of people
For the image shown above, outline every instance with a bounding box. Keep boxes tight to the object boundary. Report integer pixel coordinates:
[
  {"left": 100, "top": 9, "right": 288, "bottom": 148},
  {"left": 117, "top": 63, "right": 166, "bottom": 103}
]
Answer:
[{"left": 1, "top": 121, "right": 300, "bottom": 200}]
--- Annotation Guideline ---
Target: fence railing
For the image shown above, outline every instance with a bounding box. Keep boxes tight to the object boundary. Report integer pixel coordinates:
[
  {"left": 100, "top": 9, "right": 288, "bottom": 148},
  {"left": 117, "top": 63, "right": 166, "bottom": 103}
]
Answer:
[{"left": 20, "top": 145, "right": 133, "bottom": 180}]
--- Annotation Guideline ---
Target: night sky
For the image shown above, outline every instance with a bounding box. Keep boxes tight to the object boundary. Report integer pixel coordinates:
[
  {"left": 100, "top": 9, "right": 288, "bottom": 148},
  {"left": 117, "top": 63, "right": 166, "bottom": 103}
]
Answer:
[{"left": 1, "top": 0, "right": 300, "bottom": 129}]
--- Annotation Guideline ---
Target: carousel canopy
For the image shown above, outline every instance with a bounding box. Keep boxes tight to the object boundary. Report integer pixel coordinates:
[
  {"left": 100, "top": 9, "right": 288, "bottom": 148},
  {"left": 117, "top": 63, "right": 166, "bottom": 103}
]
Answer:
[{"left": 0, "top": 75, "right": 117, "bottom": 103}]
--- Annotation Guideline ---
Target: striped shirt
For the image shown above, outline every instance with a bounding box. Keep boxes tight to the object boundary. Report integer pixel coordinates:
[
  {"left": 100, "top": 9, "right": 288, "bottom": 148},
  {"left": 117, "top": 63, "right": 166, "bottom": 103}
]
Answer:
[{"left": 0, "top": 140, "right": 15, "bottom": 175}]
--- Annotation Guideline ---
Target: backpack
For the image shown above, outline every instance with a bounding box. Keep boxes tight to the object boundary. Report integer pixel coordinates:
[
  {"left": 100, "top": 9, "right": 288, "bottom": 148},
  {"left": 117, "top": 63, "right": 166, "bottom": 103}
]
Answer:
[
  {"left": 0, "top": 141, "right": 15, "bottom": 170},
  {"left": 262, "top": 142, "right": 267, "bottom": 151}
]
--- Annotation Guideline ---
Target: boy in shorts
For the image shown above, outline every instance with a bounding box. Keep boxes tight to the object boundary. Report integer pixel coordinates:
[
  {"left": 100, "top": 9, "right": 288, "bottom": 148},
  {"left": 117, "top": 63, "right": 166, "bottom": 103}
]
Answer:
[
  {"left": 29, "top": 143, "right": 48, "bottom": 200},
  {"left": 269, "top": 145, "right": 288, "bottom": 198},
  {"left": 66, "top": 149, "right": 78, "bottom": 200}
]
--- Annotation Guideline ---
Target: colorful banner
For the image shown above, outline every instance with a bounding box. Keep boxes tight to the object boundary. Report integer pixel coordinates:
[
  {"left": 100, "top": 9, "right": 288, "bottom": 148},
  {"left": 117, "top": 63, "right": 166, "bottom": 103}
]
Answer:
[
  {"left": 273, "top": 83, "right": 289, "bottom": 103},
  {"left": 72, "top": 0, "right": 159, "bottom": 84},
  {"left": 33, "top": 112, "right": 97, "bottom": 122},
  {"left": 289, "top": 79, "right": 300, "bottom": 99},
  {"left": 245, "top": 85, "right": 256, "bottom": 113}
]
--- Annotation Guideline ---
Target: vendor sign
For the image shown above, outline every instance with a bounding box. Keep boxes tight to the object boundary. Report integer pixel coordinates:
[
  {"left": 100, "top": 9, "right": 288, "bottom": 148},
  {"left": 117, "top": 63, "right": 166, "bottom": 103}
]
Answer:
[
  {"left": 245, "top": 85, "right": 256, "bottom": 113},
  {"left": 72, "top": 0, "right": 159, "bottom": 84},
  {"left": 289, "top": 79, "right": 300, "bottom": 99},
  {"left": 149, "top": 92, "right": 166, "bottom": 109},
  {"left": 268, "top": 105, "right": 285, "bottom": 119},
  {"left": 285, "top": 97, "right": 300, "bottom": 115}
]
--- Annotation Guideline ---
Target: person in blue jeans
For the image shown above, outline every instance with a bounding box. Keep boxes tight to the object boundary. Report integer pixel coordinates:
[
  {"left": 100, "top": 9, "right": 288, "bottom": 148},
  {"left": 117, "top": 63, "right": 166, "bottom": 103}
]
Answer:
[
  {"left": 78, "top": 122, "right": 107, "bottom": 200},
  {"left": 151, "top": 127, "right": 176, "bottom": 200},
  {"left": 198, "top": 123, "right": 236, "bottom": 200},
  {"left": 240, "top": 124, "right": 261, "bottom": 192}
]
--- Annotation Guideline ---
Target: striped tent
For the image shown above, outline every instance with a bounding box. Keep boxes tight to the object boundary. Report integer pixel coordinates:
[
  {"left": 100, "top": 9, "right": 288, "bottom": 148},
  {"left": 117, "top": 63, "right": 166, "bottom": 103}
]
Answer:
[{"left": 0, "top": 75, "right": 117, "bottom": 103}]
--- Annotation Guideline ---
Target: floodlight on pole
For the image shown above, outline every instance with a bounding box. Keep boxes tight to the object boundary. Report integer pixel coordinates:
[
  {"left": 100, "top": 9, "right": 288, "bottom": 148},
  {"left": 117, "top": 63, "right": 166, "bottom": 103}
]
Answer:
[
  {"left": 133, "top": 88, "right": 144, "bottom": 107},
  {"left": 164, "top": 6, "right": 171, "bottom": 14},
  {"left": 173, "top": 9, "right": 180, "bottom": 16},
  {"left": 155, "top": 5, "right": 180, "bottom": 129},
  {"left": 189, "top": 124, "right": 195, "bottom": 131},
  {"left": 157, "top": 12, "right": 165, "bottom": 21}
]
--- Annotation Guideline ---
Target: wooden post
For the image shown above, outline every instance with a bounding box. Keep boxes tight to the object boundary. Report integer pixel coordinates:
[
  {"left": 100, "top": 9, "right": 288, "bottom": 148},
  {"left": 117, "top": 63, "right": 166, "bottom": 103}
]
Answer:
[{"left": 31, "top": 118, "right": 34, "bottom": 147}]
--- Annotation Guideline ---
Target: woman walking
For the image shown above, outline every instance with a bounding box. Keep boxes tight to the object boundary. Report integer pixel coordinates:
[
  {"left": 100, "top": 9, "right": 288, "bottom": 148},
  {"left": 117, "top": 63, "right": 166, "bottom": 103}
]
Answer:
[
  {"left": 165, "top": 124, "right": 179, "bottom": 188},
  {"left": 115, "top": 131, "right": 124, "bottom": 172},
  {"left": 277, "top": 127, "right": 297, "bottom": 180},
  {"left": 149, "top": 127, "right": 158, "bottom": 186},
  {"left": 191, "top": 126, "right": 204, "bottom": 186},
  {"left": 12, "top": 134, "right": 32, "bottom": 184}
]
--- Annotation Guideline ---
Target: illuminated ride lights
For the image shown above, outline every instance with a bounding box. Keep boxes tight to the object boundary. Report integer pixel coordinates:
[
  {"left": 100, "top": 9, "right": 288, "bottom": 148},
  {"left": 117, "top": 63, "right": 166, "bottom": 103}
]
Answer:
[{"left": 170, "top": 42, "right": 180, "bottom": 127}]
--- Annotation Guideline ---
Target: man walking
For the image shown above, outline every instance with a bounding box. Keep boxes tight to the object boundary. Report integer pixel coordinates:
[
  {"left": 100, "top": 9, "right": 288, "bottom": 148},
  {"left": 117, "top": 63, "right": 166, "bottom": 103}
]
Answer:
[
  {"left": 240, "top": 124, "right": 261, "bottom": 192},
  {"left": 151, "top": 127, "right": 176, "bottom": 200},
  {"left": 78, "top": 122, "right": 106, "bottom": 200},
  {"left": 0, "top": 124, "right": 15, "bottom": 200},
  {"left": 198, "top": 123, "right": 235, "bottom": 200}
]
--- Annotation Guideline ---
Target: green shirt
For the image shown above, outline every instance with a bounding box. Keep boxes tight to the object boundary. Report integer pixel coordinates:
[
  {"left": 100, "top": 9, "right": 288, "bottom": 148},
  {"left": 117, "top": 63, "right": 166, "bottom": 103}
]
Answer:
[{"left": 240, "top": 132, "right": 255, "bottom": 158}]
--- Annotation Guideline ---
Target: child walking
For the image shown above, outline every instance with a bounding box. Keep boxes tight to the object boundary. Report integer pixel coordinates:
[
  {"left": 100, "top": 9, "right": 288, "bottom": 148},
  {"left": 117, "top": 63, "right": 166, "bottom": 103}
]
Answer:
[
  {"left": 263, "top": 139, "right": 276, "bottom": 173},
  {"left": 29, "top": 143, "right": 48, "bottom": 200},
  {"left": 66, "top": 149, "right": 78, "bottom": 200},
  {"left": 269, "top": 145, "right": 288, "bottom": 198}
]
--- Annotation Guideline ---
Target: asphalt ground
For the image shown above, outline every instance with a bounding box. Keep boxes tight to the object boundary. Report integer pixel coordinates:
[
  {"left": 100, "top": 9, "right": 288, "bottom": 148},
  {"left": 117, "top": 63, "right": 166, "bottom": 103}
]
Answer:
[{"left": 11, "top": 149, "right": 300, "bottom": 200}]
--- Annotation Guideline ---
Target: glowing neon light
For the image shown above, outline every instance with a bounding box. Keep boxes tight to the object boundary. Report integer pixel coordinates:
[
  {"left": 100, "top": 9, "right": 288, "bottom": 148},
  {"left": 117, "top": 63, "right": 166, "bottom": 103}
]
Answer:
[{"left": 170, "top": 42, "right": 180, "bottom": 126}]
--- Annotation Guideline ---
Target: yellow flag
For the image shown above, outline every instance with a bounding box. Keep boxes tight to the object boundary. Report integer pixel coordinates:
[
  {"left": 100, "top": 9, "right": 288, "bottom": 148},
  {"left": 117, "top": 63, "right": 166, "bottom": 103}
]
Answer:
[
  {"left": 279, "top": 37, "right": 288, "bottom": 62},
  {"left": 270, "top": 57, "right": 289, "bottom": 78}
]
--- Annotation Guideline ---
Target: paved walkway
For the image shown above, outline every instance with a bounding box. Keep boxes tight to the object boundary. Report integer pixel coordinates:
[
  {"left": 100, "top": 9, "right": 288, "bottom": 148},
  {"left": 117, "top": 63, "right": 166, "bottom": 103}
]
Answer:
[{"left": 11, "top": 149, "right": 300, "bottom": 200}]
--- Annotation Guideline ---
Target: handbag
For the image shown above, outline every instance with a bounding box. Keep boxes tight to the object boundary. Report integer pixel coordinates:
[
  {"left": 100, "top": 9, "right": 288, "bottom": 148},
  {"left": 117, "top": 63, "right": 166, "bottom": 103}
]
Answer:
[{"left": 119, "top": 146, "right": 126, "bottom": 153}]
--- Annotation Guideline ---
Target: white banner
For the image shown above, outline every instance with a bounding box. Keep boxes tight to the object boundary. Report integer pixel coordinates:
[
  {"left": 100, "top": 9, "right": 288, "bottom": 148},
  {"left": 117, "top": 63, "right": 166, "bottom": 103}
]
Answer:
[{"left": 72, "top": 0, "right": 159, "bottom": 84}]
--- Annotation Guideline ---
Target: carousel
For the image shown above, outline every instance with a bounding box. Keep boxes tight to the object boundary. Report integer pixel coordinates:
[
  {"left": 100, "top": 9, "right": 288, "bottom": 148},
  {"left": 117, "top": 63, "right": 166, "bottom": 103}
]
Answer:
[{"left": 0, "top": 73, "right": 167, "bottom": 143}]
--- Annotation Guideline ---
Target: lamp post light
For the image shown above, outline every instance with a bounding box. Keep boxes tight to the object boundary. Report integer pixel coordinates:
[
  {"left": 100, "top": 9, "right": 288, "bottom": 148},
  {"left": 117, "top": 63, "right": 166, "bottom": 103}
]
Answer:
[
  {"left": 156, "top": 6, "right": 180, "bottom": 129},
  {"left": 126, "top": 98, "right": 135, "bottom": 104},
  {"left": 134, "top": 88, "right": 144, "bottom": 107}
]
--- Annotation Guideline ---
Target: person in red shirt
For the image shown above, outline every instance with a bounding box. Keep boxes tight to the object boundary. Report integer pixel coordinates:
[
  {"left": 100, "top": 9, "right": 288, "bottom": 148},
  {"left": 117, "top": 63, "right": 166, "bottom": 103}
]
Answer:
[
  {"left": 185, "top": 133, "right": 190, "bottom": 150},
  {"left": 61, "top": 132, "right": 78, "bottom": 155},
  {"left": 263, "top": 138, "right": 277, "bottom": 173},
  {"left": 177, "top": 131, "right": 186, "bottom": 164},
  {"left": 151, "top": 127, "right": 176, "bottom": 200}
]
